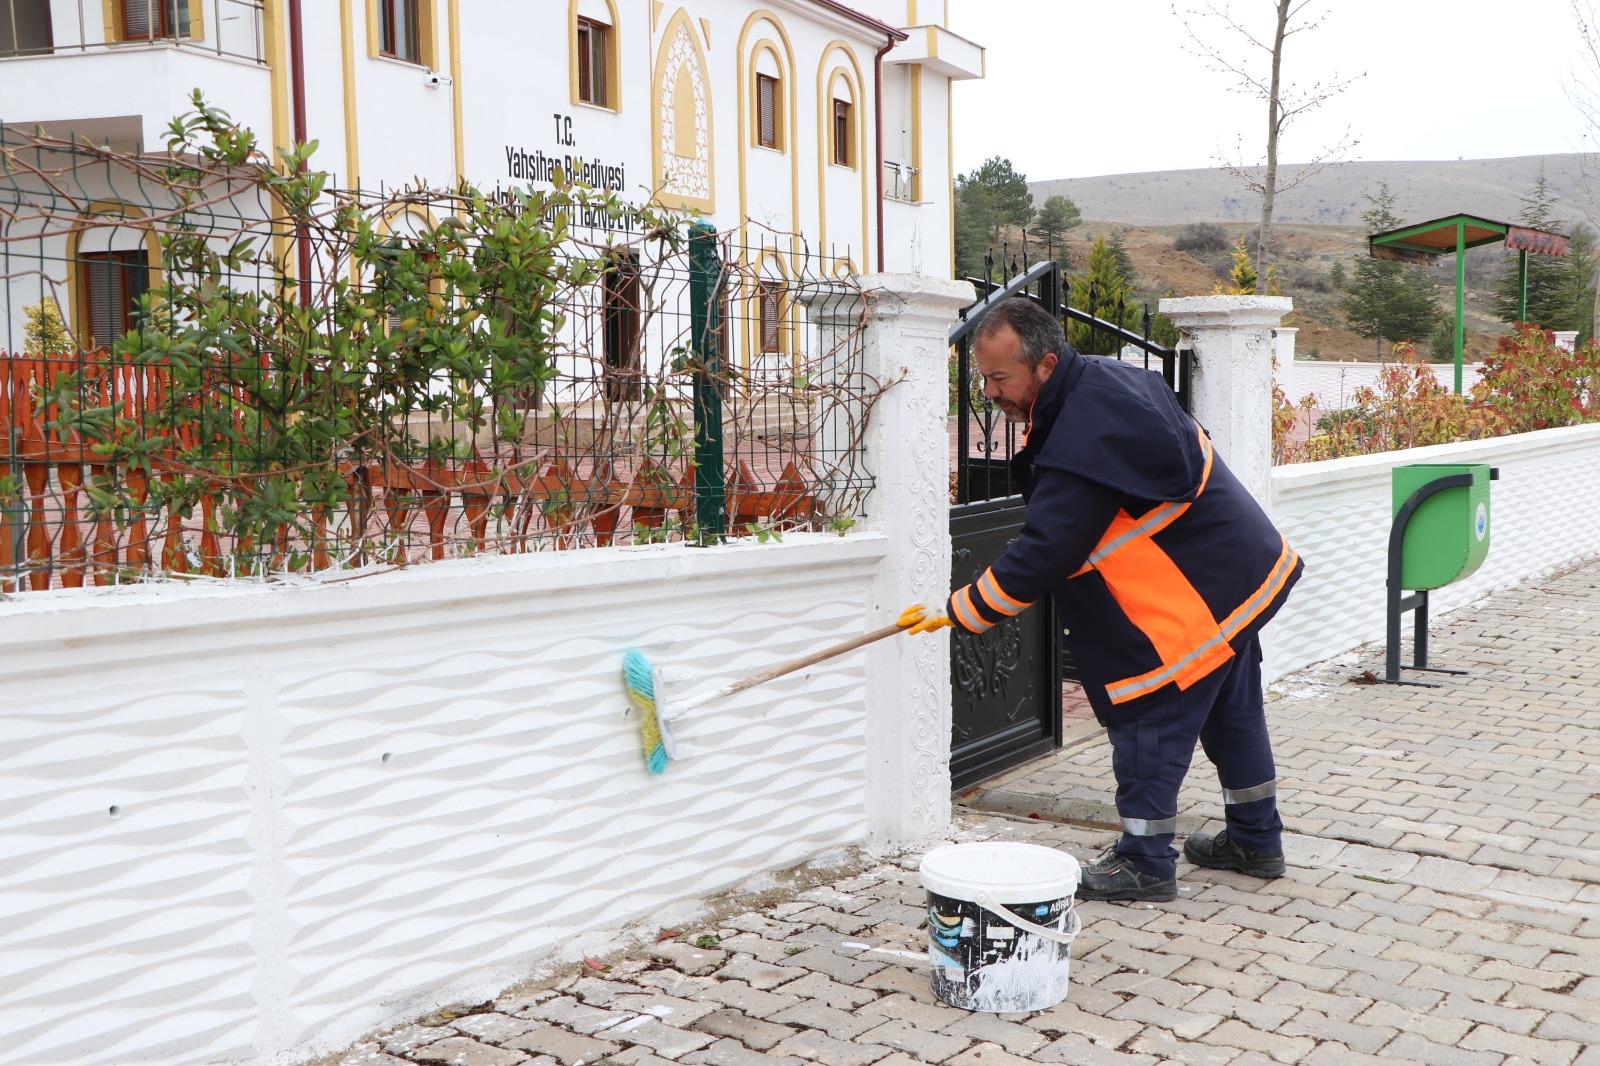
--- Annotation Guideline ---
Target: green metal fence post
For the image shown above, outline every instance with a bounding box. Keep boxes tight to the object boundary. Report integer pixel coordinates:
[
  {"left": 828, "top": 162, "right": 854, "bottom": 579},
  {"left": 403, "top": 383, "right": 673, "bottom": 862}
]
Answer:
[
  {"left": 1454, "top": 220, "right": 1466, "bottom": 395},
  {"left": 688, "top": 221, "right": 726, "bottom": 542},
  {"left": 1517, "top": 248, "right": 1529, "bottom": 322}
]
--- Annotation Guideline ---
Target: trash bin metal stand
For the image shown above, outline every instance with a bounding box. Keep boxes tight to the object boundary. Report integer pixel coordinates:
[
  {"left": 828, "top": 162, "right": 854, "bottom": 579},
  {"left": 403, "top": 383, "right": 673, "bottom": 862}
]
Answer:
[{"left": 1385, "top": 473, "right": 1473, "bottom": 686}]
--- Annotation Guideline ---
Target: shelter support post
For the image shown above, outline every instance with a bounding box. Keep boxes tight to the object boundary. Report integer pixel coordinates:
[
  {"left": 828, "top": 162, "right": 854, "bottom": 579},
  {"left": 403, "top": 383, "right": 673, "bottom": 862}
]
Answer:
[
  {"left": 1518, "top": 249, "right": 1529, "bottom": 322},
  {"left": 1454, "top": 221, "right": 1466, "bottom": 395}
]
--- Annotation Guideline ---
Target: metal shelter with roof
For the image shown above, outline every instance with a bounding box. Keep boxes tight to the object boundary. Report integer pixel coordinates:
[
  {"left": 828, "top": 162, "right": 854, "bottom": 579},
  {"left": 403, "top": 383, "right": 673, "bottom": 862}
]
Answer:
[{"left": 1368, "top": 213, "right": 1570, "bottom": 393}]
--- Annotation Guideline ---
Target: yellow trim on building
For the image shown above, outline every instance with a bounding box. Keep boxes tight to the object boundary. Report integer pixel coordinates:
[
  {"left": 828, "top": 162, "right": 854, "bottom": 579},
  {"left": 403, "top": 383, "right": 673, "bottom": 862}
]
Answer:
[
  {"left": 339, "top": 0, "right": 360, "bottom": 186},
  {"left": 449, "top": 0, "right": 464, "bottom": 184},
  {"left": 815, "top": 43, "right": 870, "bottom": 265},
  {"left": 651, "top": 7, "right": 715, "bottom": 214},
  {"left": 64, "top": 201, "right": 164, "bottom": 350},
  {"left": 569, "top": 0, "right": 622, "bottom": 113},
  {"left": 261, "top": 0, "right": 294, "bottom": 283},
  {"left": 735, "top": 12, "right": 801, "bottom": 280}
]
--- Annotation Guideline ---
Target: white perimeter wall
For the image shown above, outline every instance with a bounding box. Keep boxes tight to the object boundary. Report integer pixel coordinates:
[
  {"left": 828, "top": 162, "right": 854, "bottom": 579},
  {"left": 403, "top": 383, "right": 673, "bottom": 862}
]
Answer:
[
  {"left": 1263, "top": 423, "right": 1600, "bottom": 681},
  {"left": 0, "top": 535, "right": 895, "bottom": 1065},
  {"left": 1283, "top": 359, "right": 1485, "bottom": 409}
]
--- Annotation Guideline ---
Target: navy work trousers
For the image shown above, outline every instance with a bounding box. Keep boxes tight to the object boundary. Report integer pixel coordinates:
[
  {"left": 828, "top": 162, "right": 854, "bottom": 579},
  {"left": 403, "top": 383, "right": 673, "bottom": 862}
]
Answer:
[{"left": 1105, "top": 636, "right": 1282, "bottom": 879}]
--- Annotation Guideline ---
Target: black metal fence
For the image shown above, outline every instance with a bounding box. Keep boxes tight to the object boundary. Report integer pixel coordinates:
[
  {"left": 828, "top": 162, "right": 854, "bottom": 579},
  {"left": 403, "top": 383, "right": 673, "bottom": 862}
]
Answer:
[{"left": 952, "top": 256, "right": 1191, "bottom": 507}]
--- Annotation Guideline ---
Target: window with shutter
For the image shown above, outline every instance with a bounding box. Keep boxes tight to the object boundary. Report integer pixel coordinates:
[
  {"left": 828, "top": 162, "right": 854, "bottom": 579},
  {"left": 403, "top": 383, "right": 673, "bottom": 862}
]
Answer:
[
  {"left": 80, "top": 249, "right": 148, "bottom": 351},
  {"left": 577, "top": 17, "right": 610, "bottom": 107},
  {"left": 832, "top": 99, "right": 852, "bottom": 167},
  {"left": 756, "top": 73, "right": 778, "bottom": 149},
  {"left": 758, "top": 281, "right": 782, "bottom": 354},
  {"left": 119, "top": 0, "right": 191, "bottom": 40}
]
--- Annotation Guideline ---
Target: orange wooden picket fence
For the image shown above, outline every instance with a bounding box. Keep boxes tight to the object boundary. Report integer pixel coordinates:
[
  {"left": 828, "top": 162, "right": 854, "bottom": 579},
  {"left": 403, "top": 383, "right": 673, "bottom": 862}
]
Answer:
[{"left": 1, "top": 350, "right": 821, "bottom": 591}]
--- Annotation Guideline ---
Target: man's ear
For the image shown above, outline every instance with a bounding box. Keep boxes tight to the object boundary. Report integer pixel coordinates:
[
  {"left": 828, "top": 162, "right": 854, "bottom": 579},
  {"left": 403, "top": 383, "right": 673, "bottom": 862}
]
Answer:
[{"left": 1036, "top": 352, "right": 1059, "bottom": 378}]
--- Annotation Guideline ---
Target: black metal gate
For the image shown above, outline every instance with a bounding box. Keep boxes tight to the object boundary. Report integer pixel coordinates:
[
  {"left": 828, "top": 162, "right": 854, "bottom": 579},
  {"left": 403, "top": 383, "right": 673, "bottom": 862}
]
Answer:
[{"left": 947, "top": 259, "right": 1190, "bottom": 790}]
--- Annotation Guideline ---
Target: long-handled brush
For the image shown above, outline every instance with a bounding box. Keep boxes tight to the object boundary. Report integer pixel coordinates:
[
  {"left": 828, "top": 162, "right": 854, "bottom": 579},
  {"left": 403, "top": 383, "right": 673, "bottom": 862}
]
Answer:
[{"left": 622, "top": 604, "right": 942, "bottom": 774}]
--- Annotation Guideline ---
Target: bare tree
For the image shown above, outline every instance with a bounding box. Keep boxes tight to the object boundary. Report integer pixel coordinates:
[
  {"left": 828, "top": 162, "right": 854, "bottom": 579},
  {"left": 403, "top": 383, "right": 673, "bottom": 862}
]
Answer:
[
  {"left": 1566, "top": 0, "right": 1600, "bottom": 330},
  {"left": 1174, "top": 0, "right": 1362, "bottom": 294}
]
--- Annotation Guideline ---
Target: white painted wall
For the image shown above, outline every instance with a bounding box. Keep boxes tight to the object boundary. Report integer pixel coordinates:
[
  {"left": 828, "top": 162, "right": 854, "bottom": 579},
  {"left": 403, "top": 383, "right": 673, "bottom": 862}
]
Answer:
[
  {"left": 0, "top": 269, "right": 963, "bottom": 1066},
  {"left": 1263, "top": 423, "right": 1600, "bottom": 682},
  {"left": 1283, "top": 359, "right": 1486, "bottom": 410},
  {"left": 0, "top": 536, "right": 899, "bottom": 1065}
]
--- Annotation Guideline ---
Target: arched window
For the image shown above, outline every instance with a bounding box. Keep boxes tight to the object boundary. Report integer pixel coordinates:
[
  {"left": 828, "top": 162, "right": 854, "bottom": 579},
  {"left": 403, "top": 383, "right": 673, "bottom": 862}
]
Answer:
[
  {"left": 66, "top": 205, "right": 161, "bottom": 352},
  {"left": 571, "top": 0, "right": 621, "bottom": 111},
  {"left": 830, "top": 75, "right": 855, "bottom": 169},
  {"left": 752, "top": 47, "right": 783, "bottom": 151}
]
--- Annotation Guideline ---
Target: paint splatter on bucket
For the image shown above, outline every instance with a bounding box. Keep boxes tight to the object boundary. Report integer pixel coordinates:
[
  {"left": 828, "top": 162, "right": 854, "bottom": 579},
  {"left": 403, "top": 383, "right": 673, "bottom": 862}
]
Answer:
[{"left": 918, "top": 841, "right": 1081, "bottom": 1012}]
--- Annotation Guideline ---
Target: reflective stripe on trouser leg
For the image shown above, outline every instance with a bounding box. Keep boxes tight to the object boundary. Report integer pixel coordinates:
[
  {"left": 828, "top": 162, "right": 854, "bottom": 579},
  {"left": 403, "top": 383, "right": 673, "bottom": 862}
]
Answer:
[
  {"left": 1222, "top": 779, "right": 1277, "bottom": 805},
  {"left": 1197, "top": 637, "right": 1282, "bottom": 853},
  {"left": 1121, "top": 815, "right": 1178, "bottom": 837}
]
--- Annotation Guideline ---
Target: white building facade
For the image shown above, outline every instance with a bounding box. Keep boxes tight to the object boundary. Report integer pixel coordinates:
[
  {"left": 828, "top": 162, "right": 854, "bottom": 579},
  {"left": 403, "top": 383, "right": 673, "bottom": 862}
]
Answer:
[{"left": 2, "top": 0, "right": 982, "bottom": 346}]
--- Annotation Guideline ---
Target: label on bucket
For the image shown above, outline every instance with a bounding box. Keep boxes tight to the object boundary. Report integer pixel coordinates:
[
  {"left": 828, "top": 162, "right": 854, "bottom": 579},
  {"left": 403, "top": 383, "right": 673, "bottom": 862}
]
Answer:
[{"left": 926, "top": 889, "right": 1075, "bottom": 1013}]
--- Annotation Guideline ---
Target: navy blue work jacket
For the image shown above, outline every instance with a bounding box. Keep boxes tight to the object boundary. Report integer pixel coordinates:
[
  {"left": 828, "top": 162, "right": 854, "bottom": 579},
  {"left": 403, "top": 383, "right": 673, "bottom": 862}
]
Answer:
[{"left": 946, "top": 348, "right": 1303, "bottom": 724}]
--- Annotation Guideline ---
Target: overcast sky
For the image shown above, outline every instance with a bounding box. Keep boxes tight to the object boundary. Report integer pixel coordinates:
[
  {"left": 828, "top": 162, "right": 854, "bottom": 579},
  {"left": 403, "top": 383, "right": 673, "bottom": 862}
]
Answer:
[{"left": 947, "top": 1, "right": 1590, "bottom": 181}]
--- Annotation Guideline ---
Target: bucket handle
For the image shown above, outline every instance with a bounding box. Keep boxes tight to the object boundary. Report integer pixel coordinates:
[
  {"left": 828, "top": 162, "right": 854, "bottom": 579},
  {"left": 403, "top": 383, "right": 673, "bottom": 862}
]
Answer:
[{"left": 973, "top": 891, "right": 1082, "bottom": 946}]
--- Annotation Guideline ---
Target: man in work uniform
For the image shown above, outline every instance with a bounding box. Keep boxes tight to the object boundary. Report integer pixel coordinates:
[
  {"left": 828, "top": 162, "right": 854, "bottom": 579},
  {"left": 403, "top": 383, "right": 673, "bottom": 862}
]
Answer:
[{"left": 919, "top": 297, "right": 1302, "bottom": 902}]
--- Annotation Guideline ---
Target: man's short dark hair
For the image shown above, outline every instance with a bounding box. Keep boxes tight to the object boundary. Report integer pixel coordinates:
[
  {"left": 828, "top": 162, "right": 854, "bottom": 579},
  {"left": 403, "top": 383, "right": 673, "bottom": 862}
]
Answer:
[{"left": 974, "top": 297, "right": 1066, "bottom": 369}]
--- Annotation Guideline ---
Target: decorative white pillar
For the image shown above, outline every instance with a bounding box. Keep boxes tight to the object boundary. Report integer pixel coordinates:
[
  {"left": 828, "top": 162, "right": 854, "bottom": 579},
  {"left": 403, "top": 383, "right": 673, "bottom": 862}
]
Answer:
[
  {"left": 1554, "top": 330, "right": 1580, "bottom": 353},
  {"left": 1273, "top": 326, "right": 1298, "bottom": 363},
  {"left": 805, "top": 273, "right": 972, "bottom": 849},
  {"left": 1159, "top": 296, "right": 1293, "bottom": 506}
]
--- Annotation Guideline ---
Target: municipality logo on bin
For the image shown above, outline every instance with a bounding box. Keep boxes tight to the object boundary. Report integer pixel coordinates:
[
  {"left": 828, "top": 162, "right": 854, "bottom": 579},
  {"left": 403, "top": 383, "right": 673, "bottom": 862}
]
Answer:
[{"left": 1475, "top": 503, "right": 1488, "bottom": 542}]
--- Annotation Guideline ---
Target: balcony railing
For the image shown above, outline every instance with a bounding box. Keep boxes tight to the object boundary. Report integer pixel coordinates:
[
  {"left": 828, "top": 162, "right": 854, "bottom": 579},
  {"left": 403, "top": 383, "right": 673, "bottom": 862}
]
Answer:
[
  {"left": 1, "top": 0, "right": 265, "bottom": 64},
  {"left": 883, "top": 160, "right": 919, "bottom": 203}
]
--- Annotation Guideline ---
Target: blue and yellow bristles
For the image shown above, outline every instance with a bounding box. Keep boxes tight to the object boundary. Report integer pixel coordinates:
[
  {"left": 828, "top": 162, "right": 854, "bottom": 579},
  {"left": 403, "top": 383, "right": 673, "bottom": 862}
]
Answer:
[{"left": 622, "top": 648, "right": 671, "bottom": 775}]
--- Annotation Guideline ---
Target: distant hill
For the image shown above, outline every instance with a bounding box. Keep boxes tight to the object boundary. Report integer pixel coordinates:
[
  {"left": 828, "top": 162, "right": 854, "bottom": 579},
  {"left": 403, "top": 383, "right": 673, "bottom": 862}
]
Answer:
[{"left": 1029, "top": 154, "right": 1595, "bottom": 229}]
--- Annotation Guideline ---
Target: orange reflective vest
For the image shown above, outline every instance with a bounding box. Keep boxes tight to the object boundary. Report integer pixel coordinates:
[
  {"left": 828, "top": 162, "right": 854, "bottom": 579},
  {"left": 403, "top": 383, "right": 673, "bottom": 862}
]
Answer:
[{"left": 948, "top": 351, "right": 1302, "bottom": 721}]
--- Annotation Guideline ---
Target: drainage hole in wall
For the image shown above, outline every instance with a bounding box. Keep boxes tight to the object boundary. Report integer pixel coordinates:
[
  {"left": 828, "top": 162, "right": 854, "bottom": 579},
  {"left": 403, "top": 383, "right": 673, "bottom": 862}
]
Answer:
[
  {"left": 108, "top": 805, "right": 121, "bottom": 818},
  {"left": 381, "top": 752, "right": 393, "bottom": 763}
]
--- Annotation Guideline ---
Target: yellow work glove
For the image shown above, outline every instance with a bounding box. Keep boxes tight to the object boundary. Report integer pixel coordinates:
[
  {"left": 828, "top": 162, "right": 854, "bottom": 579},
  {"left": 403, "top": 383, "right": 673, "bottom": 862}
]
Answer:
[{"left": 897, "top": 603, "right": 954, "bottom": 635}]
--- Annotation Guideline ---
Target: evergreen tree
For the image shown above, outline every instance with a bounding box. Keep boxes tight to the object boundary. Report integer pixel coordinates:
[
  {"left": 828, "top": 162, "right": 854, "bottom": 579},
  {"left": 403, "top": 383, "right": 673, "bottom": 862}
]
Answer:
[
  {"left": 953, "top": 156, "right": 1035, "bottom": 278},
  {"left": 1552, "top": 225, "right": 1598, "bottom": 341},
  {"left": 1216, "top": 236, "right": 1257, "bottom": 294},
  {"left": 1034, "top": 195, "right": 1081, "bottom": 247},
  {"left": 1341, "top": 183, "right": 1442, "bottom": 353},
  {"left": 1329, "top": 259, "right": 1345, "bottom": 290},
  {"left": 1108, "top": 229, "right": 1135, "bottom": 283},
  {"left": 1492, "top": 169, "right": 1570, "bottom": 328},
  {"left": 1068, "top": 237, "right": 1140, "bottom": 355}
]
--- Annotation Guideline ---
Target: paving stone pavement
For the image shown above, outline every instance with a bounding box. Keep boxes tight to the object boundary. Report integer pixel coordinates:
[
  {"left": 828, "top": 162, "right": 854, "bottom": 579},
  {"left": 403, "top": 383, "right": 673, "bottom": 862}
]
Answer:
[{"left": 322, "top": 562, "right": 1600, "bottom": 1066}]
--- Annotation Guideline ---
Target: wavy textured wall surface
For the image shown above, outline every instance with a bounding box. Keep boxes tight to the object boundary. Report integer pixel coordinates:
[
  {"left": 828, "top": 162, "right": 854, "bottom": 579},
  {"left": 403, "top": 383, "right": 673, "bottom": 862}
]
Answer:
[
  {"left": 0, "top": 536, "right": 888, "bottom": 1065},
  {"left": 1264, "top": 424, "right": 1600, "bottom": 682}
]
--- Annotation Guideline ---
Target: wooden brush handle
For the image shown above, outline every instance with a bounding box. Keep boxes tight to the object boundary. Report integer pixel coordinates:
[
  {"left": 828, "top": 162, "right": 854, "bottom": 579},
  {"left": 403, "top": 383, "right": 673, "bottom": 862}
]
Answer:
[{"left": 711, "top": 621, "right": 910, "bottom": 703}]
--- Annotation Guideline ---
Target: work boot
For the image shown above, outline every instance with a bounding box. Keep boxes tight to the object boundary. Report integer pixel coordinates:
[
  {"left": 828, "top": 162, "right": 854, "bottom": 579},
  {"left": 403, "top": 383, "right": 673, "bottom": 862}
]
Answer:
[
  {"left": 1076, "top": 848, "right": 1177, "bottom": 903},
  {"left": 1183, "top": 828, "right": 1286, "bottom": 879}
]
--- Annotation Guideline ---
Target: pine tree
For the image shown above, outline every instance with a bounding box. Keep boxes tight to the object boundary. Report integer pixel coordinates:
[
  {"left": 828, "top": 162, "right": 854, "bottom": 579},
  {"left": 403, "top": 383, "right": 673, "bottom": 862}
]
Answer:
[
  {"left": 1108, "top": 229, "right": 1135, "bottom": 283},
  {"left": 953, "top": 156, "right": 1035, "bottom": 277},
  {"left": 1342, "top": 183, "right": 1441, "bottom": 353},
  {"left": 1034, "top": 195, "right": 1081, "bottom": 247},
  {"left": 1492, "top": 169, "right": 1569, "bottom": 328},
  {"left": 1329, "top": 260, "right": 1346, "bottom": 290},
  {"left": 1553, "top": 225, "right": 1598, "bottom": 341},
  {"left": 1068, "top": 237, "right": 1140, "bottom": 355}
]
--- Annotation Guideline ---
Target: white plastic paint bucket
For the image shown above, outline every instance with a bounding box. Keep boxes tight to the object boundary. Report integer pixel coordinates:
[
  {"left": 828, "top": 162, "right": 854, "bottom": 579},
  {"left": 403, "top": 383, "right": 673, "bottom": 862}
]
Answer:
[{"left": 918, "top": 841, "right": 1082, "bottom": 1012}]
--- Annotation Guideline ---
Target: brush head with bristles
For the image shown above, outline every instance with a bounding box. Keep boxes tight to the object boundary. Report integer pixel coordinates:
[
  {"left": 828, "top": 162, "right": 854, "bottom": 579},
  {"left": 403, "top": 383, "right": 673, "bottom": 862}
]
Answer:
[{"left": 622, "top": 648, "right": 669, "bottom": 775}]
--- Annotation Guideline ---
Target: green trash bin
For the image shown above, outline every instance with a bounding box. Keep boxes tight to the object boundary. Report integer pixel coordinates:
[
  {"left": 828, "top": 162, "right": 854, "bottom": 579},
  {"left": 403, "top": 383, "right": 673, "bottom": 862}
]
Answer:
[{"left": 1392, "top": 463, "right": 1492, "bottom": 591}]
